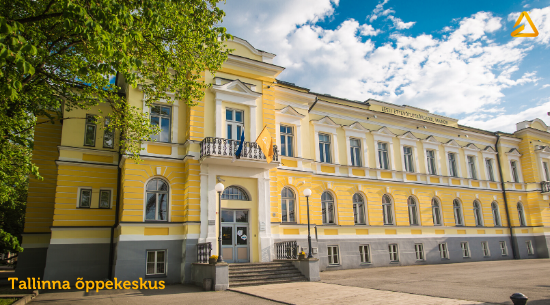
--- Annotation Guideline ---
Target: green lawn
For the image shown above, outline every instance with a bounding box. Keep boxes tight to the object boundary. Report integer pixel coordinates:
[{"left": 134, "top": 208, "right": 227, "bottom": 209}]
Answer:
[{"left": 0, "top": 298, "right": 18, "bottom": 305}]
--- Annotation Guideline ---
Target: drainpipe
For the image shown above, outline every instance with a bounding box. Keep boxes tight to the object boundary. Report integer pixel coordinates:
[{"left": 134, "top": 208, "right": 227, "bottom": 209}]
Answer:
[
  {"left": 108, "top": 146, "right": 123, "bottom": 279},
  {"left": 494, "top": 133, "right": 519, "bottom": 259}
]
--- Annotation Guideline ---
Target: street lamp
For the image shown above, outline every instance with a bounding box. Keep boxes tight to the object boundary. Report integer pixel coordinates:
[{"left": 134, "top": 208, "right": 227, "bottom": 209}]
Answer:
[
  {"left": 303, "top": 188, "right": 313, "bottom": 259},
  {"left": 215, "top": 182, "right": 225, "bottom": 262}
]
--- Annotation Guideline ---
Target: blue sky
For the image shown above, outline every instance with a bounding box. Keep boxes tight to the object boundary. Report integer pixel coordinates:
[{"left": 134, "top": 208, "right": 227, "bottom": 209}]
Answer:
[{"left": 220, "top": 0, "right": 550, "bottom": 132}]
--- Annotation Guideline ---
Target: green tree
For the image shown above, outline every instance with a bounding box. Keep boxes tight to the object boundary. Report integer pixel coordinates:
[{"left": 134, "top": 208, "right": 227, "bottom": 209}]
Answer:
[{"left": 0, "top": 0, "right": 231, "bottom": 254}]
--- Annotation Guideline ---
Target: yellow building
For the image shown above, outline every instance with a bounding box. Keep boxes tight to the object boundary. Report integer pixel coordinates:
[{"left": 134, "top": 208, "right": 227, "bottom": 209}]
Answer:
[{"left": 17, "top": 37, "right": 550, "bottom": 284}]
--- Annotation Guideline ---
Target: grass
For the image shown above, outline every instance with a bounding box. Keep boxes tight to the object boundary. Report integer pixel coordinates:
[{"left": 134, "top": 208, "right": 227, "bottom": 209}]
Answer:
[{"left": 0, "top": 298, "right": 18, "bottom": 305}]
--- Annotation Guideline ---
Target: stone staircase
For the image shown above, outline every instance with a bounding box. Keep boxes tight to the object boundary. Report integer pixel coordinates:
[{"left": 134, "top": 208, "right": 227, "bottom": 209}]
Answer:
[{"left": 229, "top": 261, "right": 307, "bottom": 287}]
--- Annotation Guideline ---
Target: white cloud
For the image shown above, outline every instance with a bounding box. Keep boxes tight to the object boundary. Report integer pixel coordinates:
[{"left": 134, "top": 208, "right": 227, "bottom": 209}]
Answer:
[
  {"left": 387, "top": 15, "right": 415, "bottom": 29},
  {"left": 542, "top": 84, "right": 550, "bottom": 88},
  {"left": 368, "top": 0, "right": 392, "bottom": 22},
  {"left": 221, "top": 1, "right": 548, "bottom": 130},
  {"left": 460, "top": 100, "right": 550, "bottom": 132}
]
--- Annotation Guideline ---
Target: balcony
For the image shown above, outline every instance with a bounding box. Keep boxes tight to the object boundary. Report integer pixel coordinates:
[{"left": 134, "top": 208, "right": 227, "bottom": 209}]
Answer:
[
  {"left": 541, "top": 181, "right": 550, "bottom": 193},
  {"left": 200, "top": 137, "right": 279, "bottom": 168}
]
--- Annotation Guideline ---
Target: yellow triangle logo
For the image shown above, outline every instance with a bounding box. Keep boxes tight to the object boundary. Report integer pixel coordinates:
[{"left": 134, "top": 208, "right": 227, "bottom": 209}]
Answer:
[{"left": 511, "top": 11, "right": 539, "bottom": 37}]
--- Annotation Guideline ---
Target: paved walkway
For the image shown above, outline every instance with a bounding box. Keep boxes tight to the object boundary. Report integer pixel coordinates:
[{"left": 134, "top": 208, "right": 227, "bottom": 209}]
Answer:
[{"left": 231, "top": 282, "right": 488, "bottom": 305}]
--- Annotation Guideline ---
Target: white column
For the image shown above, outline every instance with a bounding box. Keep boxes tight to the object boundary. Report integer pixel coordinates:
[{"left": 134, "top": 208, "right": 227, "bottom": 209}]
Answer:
[
  {"left": 314, "top": 130, "right": 320, "bottom": 162},
  {"left": 215, "top": 99, "right": 223, "bottom": 138},
  {"left": 250, "top": 105, "right": 257, "bottom": 140},
  {"left": 345, "top": 135, "right": 351, "bottom": 166},
  {"left": 332, "top": 133, "right": 340, "bottom": 164},
  {"left": 258, "top": 172, "right": 272, "bottom": 262},
  {"left": 374, "top": 140, "right": 381, "bottom": 168},
  {"left": 389, "top": 141, "right": 396, "bottom": 171},
  {"left": 199, "top": 166, "right": 209, "bottom": 243},
  {"left": 296, "top": 124, "right": 302, "bottom": 158},
  {"left": 362, "top": 138, "right": 368, "bottom": 168}
]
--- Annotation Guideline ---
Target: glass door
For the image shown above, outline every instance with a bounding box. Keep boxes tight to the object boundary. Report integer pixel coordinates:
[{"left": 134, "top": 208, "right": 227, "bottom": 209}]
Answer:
[{"left": 221, "top": 209, "right": 249, "bottom": 263}]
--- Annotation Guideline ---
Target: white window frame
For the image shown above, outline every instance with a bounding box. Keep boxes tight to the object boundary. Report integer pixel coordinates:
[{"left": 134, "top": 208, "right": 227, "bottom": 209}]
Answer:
[
  {"left": 432, "top": 197, "right": 442, "bottom": 226},
  {"left": 321, "top": 191, "right": 336, "bottom": 225},
  {"left": 328, "top": 245, "right": 340, "bottom": 265},
  {"left": 398, "top": 132, "right": 420, "bottom": 179},
  {"left": 461, "top": 242, "right": 470, "bottom": 258},
  {"left": 526, "top": 240, "right": 534, "bottom": 255},
  {"left": 422, "top": 137, "right": 442, "bottom": 177},
  {"left": 281, "top": 187, "right": 296, "bottom": 223},
  {"left": 99, "top": 189, "right": 113, "bottom": 209},
  {"left": 279, "top": 124, "right": 295, "bottom": 157},
  {"left": 103, "top": 116, "right": 115, "bottom": 149},
  {"left": 543, "top": 161, "right": 550, "bottom": 181},
  {"left": 499, "top": 241, "right": 508, "bottom": 256},
  {"left": 388, "top": 244, "right": 399, "bottom": 262},
  {"left": 318, "top": 133, "right": 332, "bottom": 164},
  {"left": 407, "top": 196, "right": 420, "bottom": 226},
  {"left": 481, "top": 241, "right": 490, "bottom": 257},
  {"left": 84, "top": 114, "right": 97, "bottom": 147},
  {"left": 510, "top": 160, "right": 520, "bottom": 183},
  {"left": 150, "top": 104, "right": 173, "bottom": 143},
  {"left": 353, "top": 193, "right": 367, "bottom": 225},
  {"left": 485, "top": 158, "right": 495, "bottom": 182},
  {"left": 146, "top": 250, "right": 167, "bottom": 275},
  {"left": 448, "top": 152, "right": 459, "bottom": 177},
  {"left": 343, "top": 123, "right": 369, "bottom": 171},
  {"left": 426, "top": 150, "right": 437, "bottom": 175},
  {"left": 276, "top": 105, "right": 305, "bottom": 160},
  {"left": 378, "top": 142, "right": 390, "bottom": 170},
  {"left": 438, "top": 243, "right": 449, "bottom": 259},
  {"left": 453, "top": 199, "right": 464, "bottom": 226},
  {"left": 144, "top": 178, "right": 170, "bottom": 222},
  {"left": 312, "top": 117, "right": 340, "bottom": 167},
  {"left": 443, "top": 140, "right": 462, "bottom": 178},
  {"left": 467, "top": 155, "right": 478, "bottom": 180},
  {"left": 491, "top": 201, "right": 501, "bottom": 227},
  {"left": 473, "top": 200, "right": 484, "bottom": 227},
  {"left": 517, "top": 202, "right": 527, "bottom": 227},
  {"left": 350, "top": 138, "right": 363, "bottom": 167},
  {"left": 78, "top": 187, "right": 93, "bottom": 208},
  {"left": 359, "top": 245, "right": 371, "bottom": 264},
  {"left": 373, "top": 127, "right": 396, "bottom": 179},
  {"left": 506, "top": 152, "right": 524, "bottom": 183},
  {"left": 414, "top": 243, "right": 425, "bottom": 261},
  {"left": 403, "top": 146, "right": 415, "bottom": 172},
  {"left": 382, "top": 194, "right": 394, "bottom": 225},
  {"left": 481, "top": 147, "right": 498, "bottom": 182},
  {"left": 226, "top": 108, "right": 244, "bottom": 141}
]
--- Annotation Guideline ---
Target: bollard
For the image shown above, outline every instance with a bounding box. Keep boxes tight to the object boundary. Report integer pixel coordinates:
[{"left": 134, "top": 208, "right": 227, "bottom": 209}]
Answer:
[{"left": 510, "top": 293, "right": 528, "bottom": 305}]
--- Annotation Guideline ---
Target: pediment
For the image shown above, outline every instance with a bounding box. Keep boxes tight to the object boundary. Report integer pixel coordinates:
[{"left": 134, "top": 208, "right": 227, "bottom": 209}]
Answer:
[
  {"left": 343, "top": 122, "right": 369, "bottom": 132},
  {"left": 312, "top": 116, "right": 339, "bottom": 127},
  {"left": 372, "top": 126, "right": 396, "bottom": 137},
  {"left": 506, "top": 148, "right": 522, "bottom": 156},
  {"left": 422, "top": 135, "right": 440, "bottom": 144},
  {"left": 277, "top": 105, "right": 305, "bottom": 118},
  {"left": 463, "top": 143, "right": 480, "bottom": 151},
  {"left": 483, "top": 146, "right": 496, "bottom": 153},
  {"left": 535, "top": 145, "right": 550, "bottom": 154},
  {"left": 211, "top": 79, "right": 262, "bottom": 98},
  {"left": 444, "top": 139, "right": 461, "bottom": 147},
  {"left": 398, "top": 131, "right": 419, "bottom": 141}
]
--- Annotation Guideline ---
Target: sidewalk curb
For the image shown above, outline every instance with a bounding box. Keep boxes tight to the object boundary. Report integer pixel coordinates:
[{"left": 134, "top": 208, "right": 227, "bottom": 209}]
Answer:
[{"left": 8, "top": 289, "right": 39, "bottom": 305}]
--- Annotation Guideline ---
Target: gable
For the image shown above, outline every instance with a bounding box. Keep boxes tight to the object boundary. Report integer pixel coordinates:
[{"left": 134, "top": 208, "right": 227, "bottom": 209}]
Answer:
[
  {"left": 373, "top": 126, "right": 396, "bottom": 137},
  {"left": 344, "top": 122, "right": 369, "bottom": 132},
  {"left": 483, "top": 146, "right": 496, "bottom": 153},
  {"left": 463, "top": 143, "right": 480, "bottom": 151},
  {"left": 444, "top": 139, "right": 461, "bottom": 147},
  {"left": 507, "top": 148, "right": 522, "bottom": 156},
  {"left": 423, "top": 135, "right": 440, "bottom": 144},
  {"left": 398, "top": 131, "right": 419, "bottom": 140},
  {"left": 277, "top": 105, "right": 305, "bottom": 118},
  {"left": 313, "top": 116, "right": 339, "bottom": 127}
]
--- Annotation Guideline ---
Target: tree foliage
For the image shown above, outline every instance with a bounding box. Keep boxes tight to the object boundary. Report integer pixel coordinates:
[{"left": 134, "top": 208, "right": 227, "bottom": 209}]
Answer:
[{"left": 0, "top": 0, "right": 231, "bottom": 253}]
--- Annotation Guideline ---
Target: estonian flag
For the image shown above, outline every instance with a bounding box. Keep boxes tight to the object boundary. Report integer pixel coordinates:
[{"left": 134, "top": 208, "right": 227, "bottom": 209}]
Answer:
[{"left": 232, "top": 126, "right": 245, "bottom": 163}]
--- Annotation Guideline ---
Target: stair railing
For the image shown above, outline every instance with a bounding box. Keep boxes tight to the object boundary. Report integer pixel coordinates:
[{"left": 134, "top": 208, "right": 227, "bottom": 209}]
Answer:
[
  {"left": 274, "top": 241, "right": 299, "bottom": 260},
  {"left": 197, "top": 242, "right": 212, "bottom": 263}
]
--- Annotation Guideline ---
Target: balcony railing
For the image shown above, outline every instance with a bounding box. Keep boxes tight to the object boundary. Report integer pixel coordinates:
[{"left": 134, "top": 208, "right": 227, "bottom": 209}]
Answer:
[
  {"left": 197, "top": 242, "right": 212, "bottom": 263},
  {"left": 200, "top": 137, "right": 278, "bottom": 162},
  {"left": 274, "top": 241, "right": 299, "bottom": 260},
  {"left": 541, "top": 181, "right": 550, "bottom": 193}
]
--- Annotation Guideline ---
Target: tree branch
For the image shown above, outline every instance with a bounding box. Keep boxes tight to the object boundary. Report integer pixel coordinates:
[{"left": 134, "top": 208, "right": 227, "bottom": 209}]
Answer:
[{"left": 15, "top": 12, "right": 63, "bottom": 24}]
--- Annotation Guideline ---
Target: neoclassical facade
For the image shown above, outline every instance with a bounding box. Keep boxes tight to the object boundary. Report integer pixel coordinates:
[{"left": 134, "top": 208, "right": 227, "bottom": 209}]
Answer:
[{"left": 17, "top": 37, "right": 550, "bottom": 283}]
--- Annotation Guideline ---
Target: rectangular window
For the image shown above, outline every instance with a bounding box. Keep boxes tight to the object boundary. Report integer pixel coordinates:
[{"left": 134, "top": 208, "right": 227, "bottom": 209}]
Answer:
[
  {"left": 481, "top": 241, "right": 490, "bottom": 257},
  {"left": 226, "top": 108, "right": 244, "bottom": 141},
  {"left": 439, "top": 243, "right": 449, "bottom": 259},
  {"left": 543, "top": 161, "right": 550, "bottom": 181},
  {"left": 359, "top": 245, "right": 370, "bottom": 263},
  {"left": 499, "top": 241, "right": 508, "bottom": 256},
  {"left": 378, "top": 142, "right": 389, "bottom": 170},
  {"left": 146, "top": 250, "right": 166, "bottom": 275},
  {"left": 461, "top": 242, "right": 470, "bottom": 258},
  {"left": 350, "top": 138, "right": 362, "bottom": 167},
  {"left": 468, "top": 155, "right": 477, "bottom": 180},
  {"left": 485, "top": 159, "right": 495, "bottom": 182},
  {"left": 84, "top": 114, "right": 97, "bottom": 146},
  {"left": 280, "top": 125, "right": 294, "bottom": 157},
  {"left": 414, "top": 243, "right": 425, "bottom": 261},
  {"left": 151, "top": 105, "right": 171, "bottom": 143},
  {"left": 526, "top": 241, "right": 534, "bottom": 255},
  {"left": 426, "top": 150, "right": 437, "bottom": 175},
  {"left": 328, "top": 246, "right": 339, "bottom": 265},
  {"left": 403, "top": 146, "right": 414, "bottom": 172},
  {"left": 388, "top": 244, "right": 399, "bottom": 262},
  {"left": 103, "top": 116, "right": 114, "bottom": 148},
  {"left": 448, "top": 153, "right": 458, "bottom": 177},
  {"left": 99, "top": 190, "right": 111, "bottom": 209},
  {"left": 79, "top": 189, "right": 92, "bottom": 208},
  {"left": 319, "top": 133, "right": 332, "bottom": 163},
  {"left": 511, "top": 161, "right": 519, "bottom": 183}
]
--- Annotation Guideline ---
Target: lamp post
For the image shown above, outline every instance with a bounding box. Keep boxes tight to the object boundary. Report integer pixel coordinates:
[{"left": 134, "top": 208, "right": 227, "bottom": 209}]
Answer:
[
  {"left": 303, "top": 188, "right": 313, "bottom": 259},
  {"left": 215, "top": 183, "right": 225, "bottom": 262}
]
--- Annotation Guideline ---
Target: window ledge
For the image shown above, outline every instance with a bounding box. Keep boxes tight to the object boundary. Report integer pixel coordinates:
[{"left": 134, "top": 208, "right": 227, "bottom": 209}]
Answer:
[
  {"left": 280, "top": 222, "right": 298, "bottom": 226},
  {"left": 145, "top": 274, "right": 167, "bottom": 279}
]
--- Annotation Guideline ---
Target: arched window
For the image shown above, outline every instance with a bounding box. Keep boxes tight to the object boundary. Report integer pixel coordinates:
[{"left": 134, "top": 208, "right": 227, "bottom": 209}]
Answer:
[
  {"left": 353, "top": 193, "right": 366, "bottom": 224},
  {"left": 408, "top": 196, "right": 419, "bottom": 225},
  {"left": 382, "top": 194, "right": 394, "bottom": 225},
  {"left": 491, "top": 201, "right": 501, "bottom": 227},
  {"left": 517, "top": 202, "right": 526, "bottom": 227},
  {"left": 145, "top": 178, "right": 169, "bottom": 221},
  {"left": 453, "top": 199, "right": 463, "bottom": 226},
  {"left": 432, "top": 198, "right": 442, "bottom": 226},
  {"left": 222, "top": 186, "right": 250, "bottom": 201},
  {"left": 473, "top": 200, "right": 483, "bottom": 226},
  {"left": 281, "top": 188, "right": 295, "bottom": 222},
  {"left": 322, "top": 192, "right": 335, "bottom": 224}
]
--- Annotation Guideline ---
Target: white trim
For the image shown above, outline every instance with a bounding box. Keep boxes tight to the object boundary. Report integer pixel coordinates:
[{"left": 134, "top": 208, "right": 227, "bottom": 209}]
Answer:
[
  {"left": 142, "top": 176, "right": 172, "bottom": 222},
  {"left": 50, "top": 238, "right": 111, "bottom": 244}
]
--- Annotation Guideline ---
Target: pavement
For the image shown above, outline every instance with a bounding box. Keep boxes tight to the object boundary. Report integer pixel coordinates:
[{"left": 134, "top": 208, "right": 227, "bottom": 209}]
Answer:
[{"left": 320, "top": 258, "right": 550, "bottom": 305}]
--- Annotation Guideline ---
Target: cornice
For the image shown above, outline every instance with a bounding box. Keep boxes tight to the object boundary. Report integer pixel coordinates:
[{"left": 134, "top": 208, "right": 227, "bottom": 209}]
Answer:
[{"left": 224, "top": 54, "right": 285, "bottom": 76}]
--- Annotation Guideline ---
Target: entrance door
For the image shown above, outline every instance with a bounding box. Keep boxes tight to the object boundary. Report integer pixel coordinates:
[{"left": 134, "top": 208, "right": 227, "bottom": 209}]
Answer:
[{"left": 221, "top": 209, "right": 249, "bottom": 263}]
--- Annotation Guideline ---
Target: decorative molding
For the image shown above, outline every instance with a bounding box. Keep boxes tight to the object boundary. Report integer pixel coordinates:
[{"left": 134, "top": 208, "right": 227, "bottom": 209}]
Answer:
[
  {"left": 343, "top": 122, "right": 370, "bottom": 132},
  {"left": 372, "top": 126, "right": 396, "bottom": 137},
  {"left": 506, "top": 148, "right": 522, "bottom": 157},
  {"left": 398, "top": 131, "right": 419, "bottom": 141},
  {"left": 311, "top": 116, "right": 340, "bottom": 127},
  {"left": 422, "top": 135, "right": 441, "bottom": 144},
  {"left": 277, "top": 105, "right": 305, "bottom": 118},
  {"left": 463, "top": 143, "right": 481, "bottom": 152},
  {"left": 443, "top": 139, "right": 461, "bottom": 148}
]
